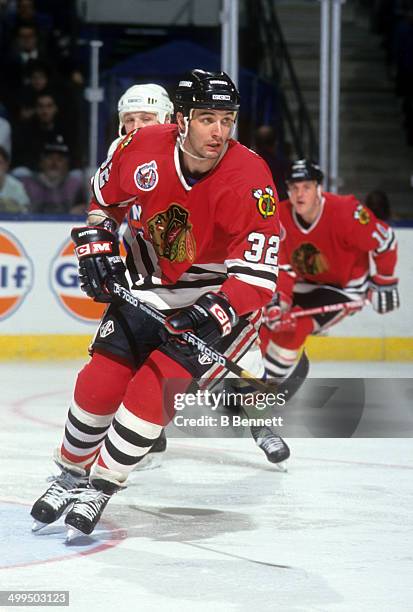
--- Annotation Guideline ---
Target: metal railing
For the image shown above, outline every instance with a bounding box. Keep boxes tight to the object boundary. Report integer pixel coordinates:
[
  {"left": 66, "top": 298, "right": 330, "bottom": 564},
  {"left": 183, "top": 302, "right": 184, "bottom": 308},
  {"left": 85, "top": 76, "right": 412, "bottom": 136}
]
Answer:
[{"left": 256, "top": 0, "right": 317, "bottom": 159}]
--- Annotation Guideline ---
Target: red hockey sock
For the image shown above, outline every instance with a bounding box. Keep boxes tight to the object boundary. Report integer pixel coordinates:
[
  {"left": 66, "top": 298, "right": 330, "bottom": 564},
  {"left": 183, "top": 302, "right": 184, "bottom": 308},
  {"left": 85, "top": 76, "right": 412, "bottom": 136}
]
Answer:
[
  {"left": 59, "top": 352, "right": 135, "bottom": 470},
  {"left": 122, "top": 350, "right": 192, "bottom": 426},
  {"left": 74, "top": 351, "right": 135, "bottom": 415},
  {"left": 95, "top": 351, "right": 192, "bottom": 476}
]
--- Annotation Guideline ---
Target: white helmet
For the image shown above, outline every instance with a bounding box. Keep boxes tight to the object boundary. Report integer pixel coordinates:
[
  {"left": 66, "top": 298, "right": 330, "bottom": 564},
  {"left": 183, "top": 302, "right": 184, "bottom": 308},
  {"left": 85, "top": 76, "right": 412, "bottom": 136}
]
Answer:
[{"left": 117, "top": 83, "right": 174, "bottom": 135}]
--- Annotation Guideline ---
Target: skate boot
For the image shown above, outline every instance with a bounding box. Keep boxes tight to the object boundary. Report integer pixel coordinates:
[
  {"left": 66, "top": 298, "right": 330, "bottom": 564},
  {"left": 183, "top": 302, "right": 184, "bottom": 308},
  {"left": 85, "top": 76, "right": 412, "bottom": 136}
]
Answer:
[
  {"left": 64, "top": 478, "right": 120, "bottom": 539},
  {"left": 250, "top": 425, "right": 290, "bottom": 469},
  {"left": 31, "top": 463, "right": 89, "bottom": 531},
  {"left": 134, "top": 429, "right": 167, "bottom": 471}
]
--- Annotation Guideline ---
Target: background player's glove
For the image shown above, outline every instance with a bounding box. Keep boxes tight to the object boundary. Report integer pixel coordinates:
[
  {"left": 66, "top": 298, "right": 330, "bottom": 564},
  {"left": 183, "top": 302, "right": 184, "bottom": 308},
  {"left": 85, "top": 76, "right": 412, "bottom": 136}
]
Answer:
[
  {"left": 71, "top": 226, "right": 128, "bottom": 303},
  {"left": 368, "top": 274, "right": 400, "bottom": 314},
  {"left": 263, "top": 292, "right": 295, "bottom": 331},
  {"left": 164, "top": 292, "right": 238, "bottom": 346}
]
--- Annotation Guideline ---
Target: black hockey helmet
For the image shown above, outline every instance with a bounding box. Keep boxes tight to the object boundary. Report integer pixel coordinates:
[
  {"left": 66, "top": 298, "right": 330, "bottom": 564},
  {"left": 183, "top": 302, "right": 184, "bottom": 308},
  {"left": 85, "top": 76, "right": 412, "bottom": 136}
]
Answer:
[
  {"left": 174, "top": 69, "right": 240, "bottom": 117},
  {"left": 286, "top": 159, "right": 324, "bottom": 184}
]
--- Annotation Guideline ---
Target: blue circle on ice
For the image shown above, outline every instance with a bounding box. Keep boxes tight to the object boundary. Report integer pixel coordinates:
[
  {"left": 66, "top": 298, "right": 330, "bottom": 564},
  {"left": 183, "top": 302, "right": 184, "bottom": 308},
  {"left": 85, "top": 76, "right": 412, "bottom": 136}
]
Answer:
[{"left": 0, "top": 501, "right": 123, "bottom": 568}]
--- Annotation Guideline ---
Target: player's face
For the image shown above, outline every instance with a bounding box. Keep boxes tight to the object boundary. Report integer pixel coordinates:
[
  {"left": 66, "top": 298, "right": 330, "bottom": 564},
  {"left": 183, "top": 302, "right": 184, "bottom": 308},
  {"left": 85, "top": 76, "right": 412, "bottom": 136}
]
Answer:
[
  {"left": 288, "top": 180, "right": 321, "bottom": 222},
  {"left": 186, "top": 109, "right": 236, "bottom": 159},
  {"left": 123, "top": 111, "right": 159, "bottom": 133}
]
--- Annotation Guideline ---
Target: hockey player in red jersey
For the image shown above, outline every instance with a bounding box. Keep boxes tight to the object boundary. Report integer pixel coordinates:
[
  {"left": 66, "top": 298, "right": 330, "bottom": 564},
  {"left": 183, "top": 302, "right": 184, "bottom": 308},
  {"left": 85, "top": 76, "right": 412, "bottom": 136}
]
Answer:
[
  {"left": 31, "top": 70, "right": 286, "bottom": 538},
  {"left": 261, "top": 159, "right": 399, "bottom": 383}
]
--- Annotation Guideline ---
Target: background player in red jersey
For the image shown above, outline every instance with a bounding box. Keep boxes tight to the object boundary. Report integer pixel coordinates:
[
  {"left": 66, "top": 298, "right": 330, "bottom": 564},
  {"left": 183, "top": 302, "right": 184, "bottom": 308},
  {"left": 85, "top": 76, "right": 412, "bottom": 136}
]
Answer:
[
  {"left": 31, "top": 70, "right": 286, "bottom": 539},
  {"left": 261, "top": 159, "right": 399, "bottom": 383}
]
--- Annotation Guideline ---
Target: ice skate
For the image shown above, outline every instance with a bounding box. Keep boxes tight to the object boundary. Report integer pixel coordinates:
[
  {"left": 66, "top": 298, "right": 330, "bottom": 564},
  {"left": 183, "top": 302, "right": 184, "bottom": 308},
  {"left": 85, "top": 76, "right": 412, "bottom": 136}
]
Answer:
[
  {"left": 31, "top": 463, "right": 88, "bottom": 532},
  {"left": 64, "top": 478, "right": 120, "bottom": 540},
  {"left": 133, "top": 429, "right": 167, "bottom": 471},
  {"left": 250, "top": 425, "right": 290, "bottom": 471}
]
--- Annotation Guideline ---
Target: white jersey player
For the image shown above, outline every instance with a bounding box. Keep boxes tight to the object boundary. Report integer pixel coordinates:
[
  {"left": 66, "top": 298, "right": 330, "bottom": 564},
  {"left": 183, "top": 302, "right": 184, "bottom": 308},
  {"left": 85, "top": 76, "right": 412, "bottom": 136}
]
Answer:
[
  {"left": 107, "top": 83, "right": 174, "bottom": 157},
  {"left": 104, "top": 83, "right": 174, "bottom": 236},
  {"left": 109, "top": 83, "right": 174, "bottom": 469}
]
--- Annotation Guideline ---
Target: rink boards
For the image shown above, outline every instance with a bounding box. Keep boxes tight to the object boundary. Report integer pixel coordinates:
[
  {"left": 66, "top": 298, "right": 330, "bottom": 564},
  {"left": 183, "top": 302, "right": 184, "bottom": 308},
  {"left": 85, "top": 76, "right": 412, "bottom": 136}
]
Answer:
[{"left": 0, "top": 219, "right": 412, "bottom": 361}]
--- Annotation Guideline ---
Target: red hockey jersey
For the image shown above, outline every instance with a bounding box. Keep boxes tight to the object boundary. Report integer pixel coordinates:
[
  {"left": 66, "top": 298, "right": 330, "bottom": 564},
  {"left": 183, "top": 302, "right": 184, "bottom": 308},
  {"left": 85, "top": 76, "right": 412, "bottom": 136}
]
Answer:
[
  {"left": 278, "top": 192, "right": 397, "bottom": 298},
  {"left": 89, "top": 124, "right": 280, "bottom": 315}
]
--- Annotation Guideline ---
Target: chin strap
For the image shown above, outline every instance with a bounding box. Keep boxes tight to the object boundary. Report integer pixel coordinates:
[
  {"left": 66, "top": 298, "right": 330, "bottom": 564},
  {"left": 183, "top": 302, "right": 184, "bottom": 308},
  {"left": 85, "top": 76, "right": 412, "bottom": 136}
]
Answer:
[
  {"left": 178, "top": 110, "right": 237, "bottom": 161},
  {"left": 178, "top": 114, "right": 207, "bottom": 160}
]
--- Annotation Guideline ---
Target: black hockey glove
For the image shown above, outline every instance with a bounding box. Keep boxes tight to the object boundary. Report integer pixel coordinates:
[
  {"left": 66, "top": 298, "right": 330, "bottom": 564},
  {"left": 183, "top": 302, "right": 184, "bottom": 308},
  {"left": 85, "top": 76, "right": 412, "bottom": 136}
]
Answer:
[
  {"left": 368, "top": 274, "right": 400, "bottom": 314},
  {"left": 71, "top": 226, "right": 128, "bottom": 303},
  {"left": 164, "top": 292, "right": 239, "bottom": 346}
]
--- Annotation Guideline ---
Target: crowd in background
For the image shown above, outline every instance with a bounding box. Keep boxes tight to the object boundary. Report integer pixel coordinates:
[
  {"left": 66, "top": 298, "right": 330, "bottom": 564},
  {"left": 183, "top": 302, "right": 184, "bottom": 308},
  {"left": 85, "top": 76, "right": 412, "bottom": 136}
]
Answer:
[
  {"left": 369, "top": 0, "right": 413, "bottom": 146},
  {"left": 0, "top": 0, "right": 88, "bottom": 214},
  {"left": 0, "top": 0, "right": 399, "bottom": 220}
]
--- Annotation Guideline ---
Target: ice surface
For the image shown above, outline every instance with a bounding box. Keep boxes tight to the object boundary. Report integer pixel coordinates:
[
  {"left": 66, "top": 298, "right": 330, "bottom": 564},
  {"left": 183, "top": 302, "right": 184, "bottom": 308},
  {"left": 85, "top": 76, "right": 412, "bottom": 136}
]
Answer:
[{"left": 0, "top": 361, "right": 412, "bottom": 612}]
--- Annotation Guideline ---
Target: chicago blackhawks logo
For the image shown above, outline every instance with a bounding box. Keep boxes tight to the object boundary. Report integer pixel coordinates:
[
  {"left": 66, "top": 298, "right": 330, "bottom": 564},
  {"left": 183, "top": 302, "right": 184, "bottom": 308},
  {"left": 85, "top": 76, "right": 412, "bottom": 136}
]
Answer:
[
  {"left": 292, "top": 242, "right": 329, "bottom": 276},
  {"left": 252, "top": 186, "right": 276, "bottom": 219},
  {"left": 134, "top": 160, "right": 158, "bottom": 191},
  {"left": 354, "top": 204, "right": 370, "bottom": 225},
  {"left": 147, "top": 204, "right": 196, "bottom": 263}
]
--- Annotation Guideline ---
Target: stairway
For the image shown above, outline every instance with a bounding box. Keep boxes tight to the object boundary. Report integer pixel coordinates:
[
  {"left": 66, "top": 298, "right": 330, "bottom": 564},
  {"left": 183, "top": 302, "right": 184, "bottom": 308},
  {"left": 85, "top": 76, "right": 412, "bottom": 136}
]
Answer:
[{"left": 275, "top": 0, "right": 413, "bottom": 218}]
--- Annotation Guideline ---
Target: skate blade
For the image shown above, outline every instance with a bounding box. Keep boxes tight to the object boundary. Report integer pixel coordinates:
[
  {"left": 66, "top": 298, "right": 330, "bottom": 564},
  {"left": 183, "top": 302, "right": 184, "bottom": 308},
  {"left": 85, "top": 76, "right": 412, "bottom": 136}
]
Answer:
[
  {"left": 133, "top": 454, "right": 163, "bottom": 471},
  {"left": 31, "top": 502, "right": 74, "bottom": 534},
  {"left": 32, "top": 520, "right": 48, "bottom": 532},
  {"left": 271, "top": 460, "right": 288, "bottom": 473},
  {"left": 32, "top": 521, "right": 69, "bottom": 536},
  {"left": 65, "top": 526, "right": 88, "bottom": 545}
]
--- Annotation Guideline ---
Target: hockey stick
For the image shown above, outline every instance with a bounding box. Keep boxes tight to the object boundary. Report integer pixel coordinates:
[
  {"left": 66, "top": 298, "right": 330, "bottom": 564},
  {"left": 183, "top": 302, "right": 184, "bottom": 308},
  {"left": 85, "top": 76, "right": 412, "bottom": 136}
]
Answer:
[
  {"left": 266, "top": 299, "right": 369, "bottom": 333},
  {"left": 288, "top": 298, "right": 369, "bottom": 319},
  {"left": 110, "top": 282, "right": 268, "bottom": 390}
]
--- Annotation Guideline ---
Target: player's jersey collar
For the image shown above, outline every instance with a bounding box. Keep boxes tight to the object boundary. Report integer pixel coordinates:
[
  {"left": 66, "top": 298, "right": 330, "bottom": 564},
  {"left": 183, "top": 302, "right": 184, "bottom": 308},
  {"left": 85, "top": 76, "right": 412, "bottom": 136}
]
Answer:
[
  {"left": 173, "top": 138, "right": 229, "bottom": 191},
  {"left": 292, "top": 195, "right": 325, "bottom": 234}
]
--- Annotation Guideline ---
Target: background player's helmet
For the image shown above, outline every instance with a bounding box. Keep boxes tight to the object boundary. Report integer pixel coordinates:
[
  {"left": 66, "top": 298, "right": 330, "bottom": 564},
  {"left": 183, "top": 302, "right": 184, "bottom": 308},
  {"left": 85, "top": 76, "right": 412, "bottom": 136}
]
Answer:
[
  {"left": 117, "top": 83, "right": 174, "bottom": 135},
  {"left": 286, "top": 159, "right": 324, "bottom": 184},
  {"left": 174, "top": 69, "right": 240, "bottom": 118}
]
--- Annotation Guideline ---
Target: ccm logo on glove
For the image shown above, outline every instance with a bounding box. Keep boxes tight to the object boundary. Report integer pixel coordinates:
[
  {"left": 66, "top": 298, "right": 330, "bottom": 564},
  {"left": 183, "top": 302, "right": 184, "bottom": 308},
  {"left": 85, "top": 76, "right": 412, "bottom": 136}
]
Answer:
[
  {"left": 75, "top": 242, "right": 113, "bottom": 258},
  {"left": 209, "top": 303, "right": 232, "bottom": 336}
]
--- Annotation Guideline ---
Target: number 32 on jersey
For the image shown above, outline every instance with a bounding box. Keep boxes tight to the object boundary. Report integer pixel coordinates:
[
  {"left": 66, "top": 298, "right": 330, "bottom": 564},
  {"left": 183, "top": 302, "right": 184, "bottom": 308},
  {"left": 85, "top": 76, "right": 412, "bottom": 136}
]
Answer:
[{"left": 244, "top": 232, "right": 279, "bottom": 265}]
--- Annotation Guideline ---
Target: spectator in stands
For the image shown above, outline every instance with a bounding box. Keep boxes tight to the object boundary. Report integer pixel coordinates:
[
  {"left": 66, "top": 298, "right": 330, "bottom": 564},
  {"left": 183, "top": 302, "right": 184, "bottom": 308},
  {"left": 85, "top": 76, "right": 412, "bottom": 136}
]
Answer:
[
  {"left": 3, "top": 0, "right": 36, "bottom": 28},
  {"left": 253, "top": 125, "right": 290, "bottom": 200},
  {"left": 22, "top": 141, "right": 87, "bottom": 214},
  {"left": 1, "top": 0, "right": 53, "bottom": 52},
  {"left": 18, "top": 60, "right": 52, "bottom": 121},
  {"left": 0, "top": 146, "right": 30, "bottom": 213},
  {"left": 15, "top": 0, "right": 37, "bottom": 23},
  {"left": 12, "top": 91, "right": 78, "bottom": 173},
  {"left": 365, "top": 189, "right": 392, "bottom": 222},
  {"left": 0, "top": 116, "right": 11, "bottom": 156},
  {"left": 2, "top": 23, "right": 48, "bottom": 94}
]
